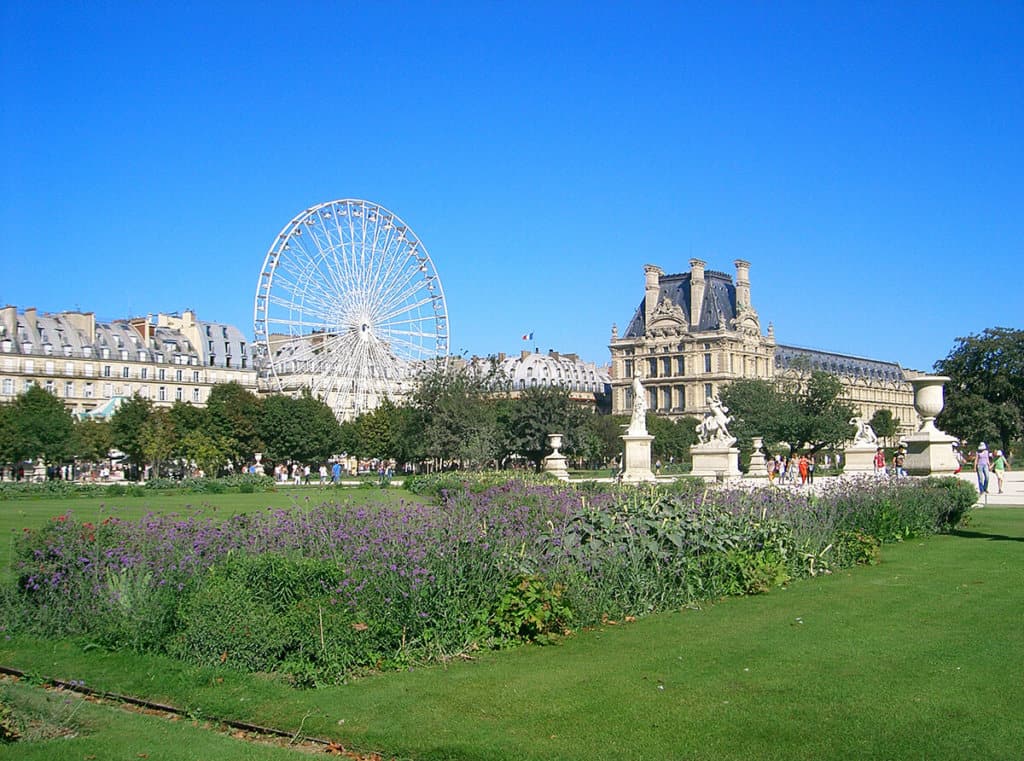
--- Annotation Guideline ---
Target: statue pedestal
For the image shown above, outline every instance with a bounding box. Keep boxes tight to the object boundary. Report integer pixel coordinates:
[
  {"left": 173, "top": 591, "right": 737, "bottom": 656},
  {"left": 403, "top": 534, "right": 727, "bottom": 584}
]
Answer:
[
  {"left": 904, "top": 427, "right": 958, "bottom": 476},
  {"left": 746, "top": 436, "right": 767, "bottom": 478},
  {"left": 621, "top": 434, "right": 656, "bottom": 483},
  {"left": 843, "top": 444, "right": 878, "bottom": 474},
  {"left": 690, "top": 444, "right": 741, "bottom": 480}
]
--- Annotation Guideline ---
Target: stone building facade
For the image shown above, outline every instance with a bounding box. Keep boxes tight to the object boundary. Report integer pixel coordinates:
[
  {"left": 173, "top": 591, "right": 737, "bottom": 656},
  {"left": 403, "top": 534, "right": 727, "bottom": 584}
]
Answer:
[
  {"left": 609, "top": 260, "right": 919, "bottom": 434},
  {"left": 0, "top": 306, "right": 256, "bottom": 417}
]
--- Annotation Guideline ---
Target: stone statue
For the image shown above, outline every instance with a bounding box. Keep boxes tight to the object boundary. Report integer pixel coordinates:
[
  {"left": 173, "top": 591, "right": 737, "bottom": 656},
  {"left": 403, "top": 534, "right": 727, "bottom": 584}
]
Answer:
[
  {"left": 626, "top": 375, "right": 648, "bottom": 436},
  {"left": 695, "top": 396, "right": 735, "bottom": 446},
  {"left": 849, "top": 416, "right": 878, "bottom": 446}
]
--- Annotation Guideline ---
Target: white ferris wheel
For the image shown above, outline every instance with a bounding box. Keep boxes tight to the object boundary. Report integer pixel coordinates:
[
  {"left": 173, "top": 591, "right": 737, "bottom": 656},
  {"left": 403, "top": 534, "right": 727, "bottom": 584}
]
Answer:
[{"left": 253, "top": 199, "right": 450, "bottom": 420}]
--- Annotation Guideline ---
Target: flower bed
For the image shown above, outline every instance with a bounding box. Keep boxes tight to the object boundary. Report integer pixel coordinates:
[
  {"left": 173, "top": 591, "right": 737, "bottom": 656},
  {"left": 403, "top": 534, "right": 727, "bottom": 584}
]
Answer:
[{"left": 1, "top": 476, "right": 974, "bottom": 685}]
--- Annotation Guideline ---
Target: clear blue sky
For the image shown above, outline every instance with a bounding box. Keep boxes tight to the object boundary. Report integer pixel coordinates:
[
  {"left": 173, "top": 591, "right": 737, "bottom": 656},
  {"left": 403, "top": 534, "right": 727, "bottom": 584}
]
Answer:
[{"left": 2, "top": 2, "right": 1021, "bottom": 372}]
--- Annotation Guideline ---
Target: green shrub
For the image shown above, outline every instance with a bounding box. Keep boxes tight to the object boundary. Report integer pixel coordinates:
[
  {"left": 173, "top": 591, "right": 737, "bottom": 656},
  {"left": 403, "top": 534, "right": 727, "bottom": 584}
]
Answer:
[
  {"left": 489, "top": 575, "right": 573, "bottom": 644},
  {"left": 169, "top": 553, "right": 384, "bottom": 685},
  {"left": 923, "top": 476, "right": 976, "bottom": 530},
  {"left": 832, "top": 530, "right": 881, "bottom": 567},
  {"left": 0, "top": 693, "right": 19, "bottom": 742},
  {"left": 723, "top": 548, "right": 790, "bottom": 595}
]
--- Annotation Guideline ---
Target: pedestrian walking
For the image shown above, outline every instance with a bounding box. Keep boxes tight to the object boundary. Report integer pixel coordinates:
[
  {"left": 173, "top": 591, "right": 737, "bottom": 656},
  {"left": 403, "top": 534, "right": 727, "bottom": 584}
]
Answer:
[
  {"left": 873, "top": 447, "right": 886, "bottom": 478},
  {"left": 975, "top": 442, "right": 991, "bottom": 494},
  {"left": 991, "top": 448, "right": 1008, "bottom": 494}
]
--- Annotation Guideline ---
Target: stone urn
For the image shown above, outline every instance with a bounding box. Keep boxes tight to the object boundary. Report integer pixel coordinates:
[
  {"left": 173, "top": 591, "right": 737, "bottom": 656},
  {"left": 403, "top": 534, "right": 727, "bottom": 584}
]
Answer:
[
  {"left": 904, "top": 375, "right": 958, "bottom": 476},
  {"left": 910, "top": 375, "right": 951, "bottom": 432},
  {"left": 543, "top": 433, "right": 569, "bottom": 480}
]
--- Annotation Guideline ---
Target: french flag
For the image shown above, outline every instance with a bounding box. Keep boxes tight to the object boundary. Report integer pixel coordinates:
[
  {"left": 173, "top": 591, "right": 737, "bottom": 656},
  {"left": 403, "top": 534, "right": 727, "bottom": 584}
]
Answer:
[{"left": 521, "top": 332, "right": 533, "bottom": 341}]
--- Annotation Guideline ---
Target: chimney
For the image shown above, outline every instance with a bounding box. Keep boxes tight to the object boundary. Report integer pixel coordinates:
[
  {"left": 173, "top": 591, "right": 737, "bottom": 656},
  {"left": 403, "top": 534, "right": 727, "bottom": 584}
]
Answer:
[
  {"left": 0, "top": 306, "right": 16, "bottom": 339},
  {"left": 63, "top": 310, "right": 96, "bottom": 344},
  {"left": 734, "top": 259, "right": 751, "bottom": 310},
  {"left": 689, "top": 258, "right": 706, "bottom": 328},
  {"left": 643, "top": 264, "right": 663, "bottom": 328},
  {"left": 24, "top": 307, "right": 37, "bottom": 329}
]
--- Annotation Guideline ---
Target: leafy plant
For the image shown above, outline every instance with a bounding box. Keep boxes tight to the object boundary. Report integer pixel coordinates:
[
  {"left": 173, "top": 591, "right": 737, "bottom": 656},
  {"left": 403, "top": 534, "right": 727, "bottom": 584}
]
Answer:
[{"left": 489, "top": 575, "right": 572, "bottom": 644}]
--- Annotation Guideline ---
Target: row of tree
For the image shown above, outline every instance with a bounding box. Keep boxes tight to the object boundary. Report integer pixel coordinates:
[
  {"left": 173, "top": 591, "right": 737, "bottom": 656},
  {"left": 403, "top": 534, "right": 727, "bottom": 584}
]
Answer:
[
  {"left": 3, "top": 327, "right": 1019, "bottom": 476},
  {"left": 0, "top": 370, "right": 700, "bottom": 477}
]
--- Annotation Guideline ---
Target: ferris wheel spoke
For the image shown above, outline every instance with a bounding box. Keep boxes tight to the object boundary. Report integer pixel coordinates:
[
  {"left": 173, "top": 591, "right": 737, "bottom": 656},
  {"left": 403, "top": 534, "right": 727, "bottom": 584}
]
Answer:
[
  {"left": 304, "top": 223, "right": 358, "bottom": 303},
  {"left": 279, "top": 241, "right": 352, "bottom": 308},
  {"left": 383, "top": 333, "right": 434, "bottom": 360},
  {"left": 365, "top": 228, "right": 409, "bottom": 302},
  {"left": 371, "top": 268, "right": 433, "bottom": 321},
  {"left": 273, "top": 257, "right": 345, "bottom": 318},
  {"left": 377, "top": 316, "right": 437, "bottom": 332},
  {"left": 271, "top": 259, "right": 351, "bottom": 321},
  {"left": 266, "top": 288, "right": 338, "bottom": 327},
  {"left": 376, "top": 293, "right": 440, "bottom": 325}
]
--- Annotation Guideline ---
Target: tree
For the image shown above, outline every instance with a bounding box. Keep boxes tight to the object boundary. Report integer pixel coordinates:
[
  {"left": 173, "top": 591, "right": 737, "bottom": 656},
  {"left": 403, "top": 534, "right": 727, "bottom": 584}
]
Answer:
[
  {"left": 205, "top": 382, "right": 264, "bottom": 467},
  {"left": 140, "top": 407, "right": 177, "bottom": 477},
  {"left": 502, "top": 386, "right": 591, "bottom": 470},
  {"left": 74, "top": 418, "right": 113, "bottom": 463},
  {"left": 0, "top": 386, "right": 76, "bottom": 467},
  {"left": 585, "top": 414, "right": 630, "bottom": 467},
  {"left": 355, "top": 398, "right": 401, "bottom": 461},
  {"left": 109, "top": 394, "right": 153, "bottom": 473},
  {"left": 258, "top": 391, "right": 341, "bottom": 465},
  {"left": 721, "top": 372, "right": 854, "bottom": 454},
  {"left": 647, "top": 413, "right": 699, "bottom": 463},
  {"left": 411, "top": 364, "right": 505, "bottom": 468},
  {"left": 936, "top": 327, "right": 1024, "bottom": 455},
  {"left": 719, "top": 378, "right": 788, "bottom": 448},
  {"left": 180, "top": 429, "right": 231, "bottom": 477},
  {"left": 869, "top": 409, "right": 899, "bottom": 447},
  {"left": 169, "top": 401, "right": 206, "bottom": 440},
  {"left": 794, "top": 372, "right": 855, "bottom": 453}
]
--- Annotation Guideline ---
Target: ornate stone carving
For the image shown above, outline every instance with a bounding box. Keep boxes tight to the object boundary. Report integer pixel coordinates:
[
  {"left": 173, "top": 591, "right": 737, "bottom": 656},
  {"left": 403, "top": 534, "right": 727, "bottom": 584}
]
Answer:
[
  {"left": 849, "top": 416, "right": 878, "bottom": 445},
  {"left": 626, "top": 375, "right": 648, "bottom": 436},
  {"left": 649, "top": 297, "right": 686, "bottom": 325},
  {"left": 695, "top": 396, "right": 736, "bottom": 446}
]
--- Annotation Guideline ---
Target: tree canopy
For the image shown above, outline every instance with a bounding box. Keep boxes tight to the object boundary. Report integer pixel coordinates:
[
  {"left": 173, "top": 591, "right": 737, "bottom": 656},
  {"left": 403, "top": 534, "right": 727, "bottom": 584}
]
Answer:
[
  {"left": 503, "top": 385, "right": 591, "bottom": 469},
  {"left": 935, "top": 327, "right": 1024, "bottom": 454},
  {"left": 720, "top": 372, "right": 855, "bottom": 454},
  {"left": 0, "top": 385, "right": 76, "bottom": 466}
]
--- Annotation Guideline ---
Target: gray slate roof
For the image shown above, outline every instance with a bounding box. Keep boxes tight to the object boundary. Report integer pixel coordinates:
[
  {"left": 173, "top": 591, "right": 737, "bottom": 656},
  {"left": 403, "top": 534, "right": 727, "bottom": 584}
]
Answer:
[
  {"left": 623, "top": 270, "right": 737, "bottom": 337},
  {"left": 774, "top": 344, "right": 905, "bottom": 382}
]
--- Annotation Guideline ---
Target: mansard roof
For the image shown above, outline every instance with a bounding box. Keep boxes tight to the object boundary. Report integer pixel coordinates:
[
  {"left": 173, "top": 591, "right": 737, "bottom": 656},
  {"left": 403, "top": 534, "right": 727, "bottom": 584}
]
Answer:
[
  {"left": 495, "top": 350, "right": 610, "bottom": 393},
  {"left": 623, "top": 269, "right": 737, "bottom": 338},
  {"left": 774, "top": 344, "right": 905, "bottom": 383}
]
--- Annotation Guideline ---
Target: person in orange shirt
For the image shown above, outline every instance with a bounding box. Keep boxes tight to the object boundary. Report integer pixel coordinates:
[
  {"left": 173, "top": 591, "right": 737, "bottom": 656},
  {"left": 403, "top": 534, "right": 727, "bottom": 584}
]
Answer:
[{"left": 798, "top": 453, "right": 809, "bottom": 485}]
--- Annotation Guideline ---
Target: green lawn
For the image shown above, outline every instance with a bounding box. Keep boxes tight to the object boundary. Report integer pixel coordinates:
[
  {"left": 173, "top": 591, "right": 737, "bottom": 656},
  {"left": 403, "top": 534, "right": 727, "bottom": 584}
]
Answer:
[{"left": 2, "top": 508, "right": 1022, "bottom": 760}]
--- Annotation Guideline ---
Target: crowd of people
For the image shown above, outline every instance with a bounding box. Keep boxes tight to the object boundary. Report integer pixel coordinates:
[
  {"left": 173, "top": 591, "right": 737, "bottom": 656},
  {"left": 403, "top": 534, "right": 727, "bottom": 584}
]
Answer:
[
  {"left": 765, "top": 453, "right": 817, "bottom": 486},
  {"left": 252, "top": 459, "right": 397, "bottom": 486}
]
